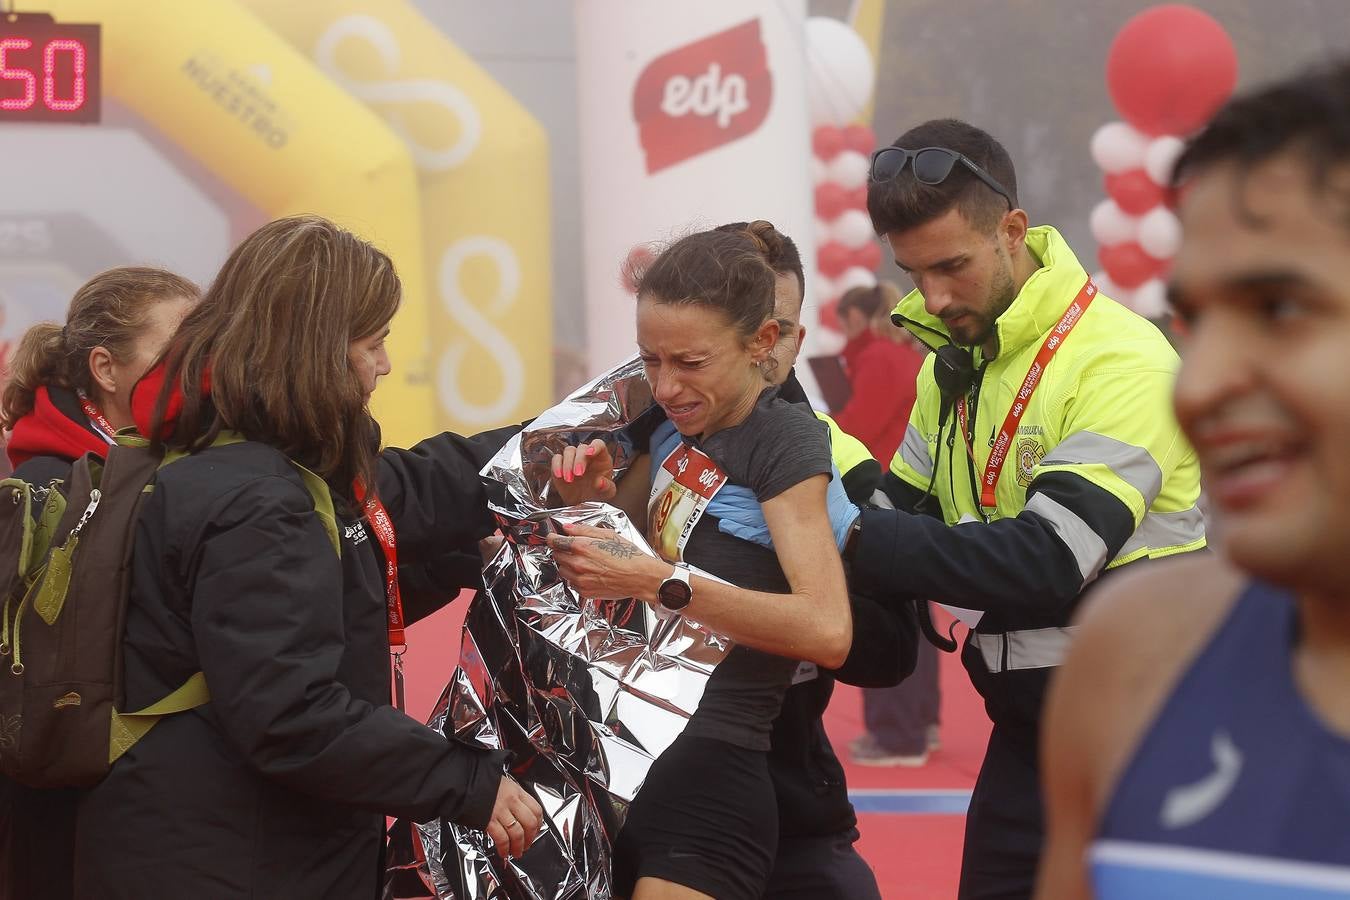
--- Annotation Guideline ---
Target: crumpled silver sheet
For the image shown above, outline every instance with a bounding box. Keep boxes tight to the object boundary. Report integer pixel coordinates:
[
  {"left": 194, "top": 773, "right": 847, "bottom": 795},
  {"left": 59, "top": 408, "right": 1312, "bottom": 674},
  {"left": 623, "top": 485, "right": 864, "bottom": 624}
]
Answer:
[{"left": 384, "top": 356, "right": 732, "bottom": 900}]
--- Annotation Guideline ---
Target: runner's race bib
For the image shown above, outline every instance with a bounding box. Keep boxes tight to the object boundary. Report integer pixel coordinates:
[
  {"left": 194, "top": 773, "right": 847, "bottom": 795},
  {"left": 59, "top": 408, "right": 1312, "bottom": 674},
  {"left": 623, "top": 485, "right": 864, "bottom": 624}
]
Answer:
[{"left": 647, "top": 441, "right": 729, "bottom": 563}]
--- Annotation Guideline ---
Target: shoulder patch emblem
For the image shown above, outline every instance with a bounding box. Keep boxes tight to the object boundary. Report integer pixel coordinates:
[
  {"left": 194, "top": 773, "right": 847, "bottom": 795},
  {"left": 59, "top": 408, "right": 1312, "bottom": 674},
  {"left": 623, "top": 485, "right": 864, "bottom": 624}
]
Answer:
[{"left": 1015, "top": 437, "right": 1046, "bottom": 487}]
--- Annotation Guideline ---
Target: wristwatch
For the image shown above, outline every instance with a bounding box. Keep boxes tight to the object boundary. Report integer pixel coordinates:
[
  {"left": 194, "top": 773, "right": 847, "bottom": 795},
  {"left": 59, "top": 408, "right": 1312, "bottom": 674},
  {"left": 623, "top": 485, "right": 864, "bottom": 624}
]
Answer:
[{"left": 657, "top": 562, "right": 693, "bottom": 611}]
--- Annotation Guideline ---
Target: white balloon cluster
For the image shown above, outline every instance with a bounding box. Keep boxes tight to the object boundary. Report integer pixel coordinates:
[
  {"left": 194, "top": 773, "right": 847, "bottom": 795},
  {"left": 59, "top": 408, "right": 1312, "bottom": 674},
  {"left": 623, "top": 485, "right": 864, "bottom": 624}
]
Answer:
[
  {"left": 1088, "top": 121, "right": 1186, "bottom": 320},
  {"left": 804, "top": 15, "right": 881, "bottom": 332}
]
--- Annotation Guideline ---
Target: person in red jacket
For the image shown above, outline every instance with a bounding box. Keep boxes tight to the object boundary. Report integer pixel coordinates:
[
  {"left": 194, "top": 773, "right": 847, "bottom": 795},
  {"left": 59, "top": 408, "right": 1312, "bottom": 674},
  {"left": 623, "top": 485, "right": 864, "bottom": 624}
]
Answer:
[
  {"left": 832, "top": 282, "right": 944, "bottom": 768},
  {"left": 832, "top": 282, "right": 926, "bottom": 464}
]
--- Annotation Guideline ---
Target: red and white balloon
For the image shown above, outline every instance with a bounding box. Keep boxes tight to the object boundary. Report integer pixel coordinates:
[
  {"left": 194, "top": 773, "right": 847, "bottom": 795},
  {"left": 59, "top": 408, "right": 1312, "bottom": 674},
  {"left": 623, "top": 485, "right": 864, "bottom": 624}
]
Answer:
[
  {"left": 804, "top": 16, "right": 882, "bottom": 336},
  {"left": 1090, "top": 4, "right": 1237, "bottom": 319}
]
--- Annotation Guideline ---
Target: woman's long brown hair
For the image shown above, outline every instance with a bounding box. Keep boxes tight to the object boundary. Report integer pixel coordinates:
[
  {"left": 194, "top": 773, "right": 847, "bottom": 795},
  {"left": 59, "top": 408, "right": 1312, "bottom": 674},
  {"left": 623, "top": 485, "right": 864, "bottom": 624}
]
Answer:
[{"left": 152, "top": 215, "right": 400, "bottom": 493}]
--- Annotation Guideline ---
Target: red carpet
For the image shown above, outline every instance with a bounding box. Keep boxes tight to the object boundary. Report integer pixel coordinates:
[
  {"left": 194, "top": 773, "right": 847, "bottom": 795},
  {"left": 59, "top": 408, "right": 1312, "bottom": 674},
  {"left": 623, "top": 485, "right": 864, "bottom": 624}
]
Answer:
[
  {"left": 825, "top": 641, "right": 988, "bottom": 899},
  {"left": 404, "top": 598, "right": 988, "bottom": 899}
]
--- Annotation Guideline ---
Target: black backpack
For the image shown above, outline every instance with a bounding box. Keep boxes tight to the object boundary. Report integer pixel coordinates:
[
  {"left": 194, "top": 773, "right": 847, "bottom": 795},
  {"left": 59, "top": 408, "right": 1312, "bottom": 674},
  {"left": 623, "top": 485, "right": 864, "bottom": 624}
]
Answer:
[{"left": 0, "top": 432, "right": 337, "bottom": 788}]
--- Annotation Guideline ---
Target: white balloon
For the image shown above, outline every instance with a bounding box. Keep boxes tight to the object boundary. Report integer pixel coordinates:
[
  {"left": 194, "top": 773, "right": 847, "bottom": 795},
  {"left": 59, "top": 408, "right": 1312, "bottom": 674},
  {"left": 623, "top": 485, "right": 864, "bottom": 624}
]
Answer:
[
  {"left": 1138, "top": 207, "right": 1182, "bottom": 259},
  {"left": 1089, "top": 200, "right": 1139, "bottom": 246},
  {"left": 1131, "top": 279, "right": 1170, "bottom": 320},
  {"left": 804, "top": 17, "right": 875, "bottom": 127},
  {"left": 826, "top": 150, "right": 870, "bottom": 190},
  {"left": 814, "top": 217, "right": 833, "bottom": 249},
  {"left": 1092, "top": 270, "right": 1128, "bottom": 305},
  {"left": 1090, "top": 121, "right": 1149, "bottom": 174},
  {"left": 814, "top": 273, "right": 839, "bottom": 301},
  {"left": 1144, "top": 135, "right": 1186, "bottom": 186},
  {"left": 830, "top": 209, "right": 874, "bottom": 249},
  {"left": 836, "top": 265, "right": 878, "bottom": 295},
  {"left": 811, "top": 155, "right": 829, "bottom": 185}
]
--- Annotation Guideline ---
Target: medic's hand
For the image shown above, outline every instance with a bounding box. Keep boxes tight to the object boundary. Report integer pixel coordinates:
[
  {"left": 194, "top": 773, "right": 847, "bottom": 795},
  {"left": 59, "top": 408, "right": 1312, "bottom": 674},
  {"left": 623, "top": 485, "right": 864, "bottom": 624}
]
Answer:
[
  {"left": 485, "top": 775, "right": 543, "bottom": 861},
  {"left": 478, "top": 535, "right": 505, "bottom": 562},
  {"left": 549, "top": 438, "right": 618, "bottom": 506}
]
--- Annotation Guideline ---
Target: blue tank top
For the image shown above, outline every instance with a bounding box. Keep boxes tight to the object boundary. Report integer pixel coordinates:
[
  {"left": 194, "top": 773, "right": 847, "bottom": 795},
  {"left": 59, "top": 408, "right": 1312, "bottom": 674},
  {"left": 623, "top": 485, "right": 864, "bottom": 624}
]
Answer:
[{"left": 1091, "top": 581, "right": 1350, "bottom": 898}]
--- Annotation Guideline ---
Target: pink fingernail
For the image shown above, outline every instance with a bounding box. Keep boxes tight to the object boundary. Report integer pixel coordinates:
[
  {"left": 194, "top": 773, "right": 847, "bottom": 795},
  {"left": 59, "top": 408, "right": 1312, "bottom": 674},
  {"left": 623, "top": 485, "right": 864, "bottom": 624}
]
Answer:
[
  {"left": 586, "top": 444, "right": 597, "bottom": 456},
  {"left": 565, "top": 472, "right": 573, "bottom": 483},
  {"left": 574, "top": 462, "right": 585, "bottom": 476}
]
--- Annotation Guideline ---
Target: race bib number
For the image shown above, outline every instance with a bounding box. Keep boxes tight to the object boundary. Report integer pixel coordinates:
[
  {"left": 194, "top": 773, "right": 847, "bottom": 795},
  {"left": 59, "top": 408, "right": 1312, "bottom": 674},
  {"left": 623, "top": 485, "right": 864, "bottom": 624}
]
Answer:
[{"left": 648, "top": 441, "right": 729, "bottom": 562}]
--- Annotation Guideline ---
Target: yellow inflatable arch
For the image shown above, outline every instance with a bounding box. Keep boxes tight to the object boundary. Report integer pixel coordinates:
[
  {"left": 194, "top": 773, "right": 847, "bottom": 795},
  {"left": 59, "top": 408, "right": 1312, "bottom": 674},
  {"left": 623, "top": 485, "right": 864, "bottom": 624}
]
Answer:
[
  {"left": 245, "top": 0, "right": 554, "bottom": 432},
  {"left": 43, "top": 0, "right": 436, "bottom": 445}
]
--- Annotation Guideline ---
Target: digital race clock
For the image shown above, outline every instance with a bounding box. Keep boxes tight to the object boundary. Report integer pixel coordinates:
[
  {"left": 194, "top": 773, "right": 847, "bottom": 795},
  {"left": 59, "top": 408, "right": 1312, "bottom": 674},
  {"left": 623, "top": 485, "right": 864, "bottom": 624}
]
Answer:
[{"left": 0, "top": 12, "right": 100, "bottom": 123}]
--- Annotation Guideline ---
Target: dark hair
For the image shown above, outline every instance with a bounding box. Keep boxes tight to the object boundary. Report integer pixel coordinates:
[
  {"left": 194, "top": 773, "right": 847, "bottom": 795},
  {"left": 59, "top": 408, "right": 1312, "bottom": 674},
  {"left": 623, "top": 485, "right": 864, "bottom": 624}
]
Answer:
[
  {"left": 714, "top": 220, "right": 806, "bottom": 300},
  {"left": 1173, "top": 60, "right": 1350, "bottom": 223},
  {"left": 154, "top": 215, "right": 399, "bottom": 493},
  {"left": 1, "top": 267, "right": 199, "bottom": 430},
  {"left": 626, "top": 220, "right": 783, "bottom": 338},
  {"left": 837, "top": 284, "right": 886, "bottom": 319},
  {"left": 867, "top": 118, "right": 1019, "bottom": 236}
]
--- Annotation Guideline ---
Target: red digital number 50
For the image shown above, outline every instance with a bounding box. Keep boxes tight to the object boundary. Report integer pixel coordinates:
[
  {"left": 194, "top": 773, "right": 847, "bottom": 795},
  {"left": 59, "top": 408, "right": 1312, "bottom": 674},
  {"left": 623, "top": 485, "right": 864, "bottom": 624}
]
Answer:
[{"left": 1, "top": 37, "right": 86, "bottom": 112}]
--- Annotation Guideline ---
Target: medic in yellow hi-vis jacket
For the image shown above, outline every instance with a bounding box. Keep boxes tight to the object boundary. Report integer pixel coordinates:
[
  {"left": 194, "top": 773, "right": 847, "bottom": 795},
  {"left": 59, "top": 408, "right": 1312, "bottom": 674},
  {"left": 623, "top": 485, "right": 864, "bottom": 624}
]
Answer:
[{"left": 845, "top": 120, "right": 1203, "bottom": 899}]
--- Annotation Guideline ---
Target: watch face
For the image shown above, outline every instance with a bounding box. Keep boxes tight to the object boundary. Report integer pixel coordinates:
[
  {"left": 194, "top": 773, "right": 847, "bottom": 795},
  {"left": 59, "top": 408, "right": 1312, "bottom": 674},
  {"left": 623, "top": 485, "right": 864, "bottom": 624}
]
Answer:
[{"left": 658, "top": 577, "right": 693, "bottom": 610}]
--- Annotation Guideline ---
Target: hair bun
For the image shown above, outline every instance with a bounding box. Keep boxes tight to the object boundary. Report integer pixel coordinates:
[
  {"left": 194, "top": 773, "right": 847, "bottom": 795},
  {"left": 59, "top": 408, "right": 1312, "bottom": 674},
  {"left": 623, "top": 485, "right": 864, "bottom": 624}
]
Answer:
[{"left": 744, "top": 220, "right": 785, "bottom": 262}]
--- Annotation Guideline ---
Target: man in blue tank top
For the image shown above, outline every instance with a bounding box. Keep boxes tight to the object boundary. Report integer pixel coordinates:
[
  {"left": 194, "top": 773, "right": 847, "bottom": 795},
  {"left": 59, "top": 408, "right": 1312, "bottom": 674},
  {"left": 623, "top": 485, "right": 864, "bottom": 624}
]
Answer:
[{"left": 1037, "top": 61, "right": 1350, "bottom": 899}]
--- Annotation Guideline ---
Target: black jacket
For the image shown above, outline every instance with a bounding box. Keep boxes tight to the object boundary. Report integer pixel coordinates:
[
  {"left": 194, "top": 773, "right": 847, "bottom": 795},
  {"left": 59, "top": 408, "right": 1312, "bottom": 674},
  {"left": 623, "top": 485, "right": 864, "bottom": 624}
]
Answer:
[
  {"left": 857, "top": 473, "right": 1147, "bottom": 749},
  {"left": 766, "top": 374, "right": 919, "bottom": 839},
  {"left": 72, "top": 431, "right": 510, "bottom": 899}
]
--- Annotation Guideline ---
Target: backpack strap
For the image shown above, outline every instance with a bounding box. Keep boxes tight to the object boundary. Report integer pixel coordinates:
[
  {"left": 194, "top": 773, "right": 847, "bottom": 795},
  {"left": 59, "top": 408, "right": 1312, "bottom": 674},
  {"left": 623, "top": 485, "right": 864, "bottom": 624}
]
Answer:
[
  {"left": 157, "top": 430, "right": 340, "bottom": 557},
  {"left": 289, "top": 461, "right": 341, "bottom": 559},
  {"left": 156, "top": 429, "right": 244, "bottom": 468},
  {"left": 109, "top": 671, "right": 209, "bottom": 764},
  {"left": 29, "top": 486, "right": 70, "bottom": 579},
  {"left": 0, "top": 478, "right": 34, "bottom": 585}
]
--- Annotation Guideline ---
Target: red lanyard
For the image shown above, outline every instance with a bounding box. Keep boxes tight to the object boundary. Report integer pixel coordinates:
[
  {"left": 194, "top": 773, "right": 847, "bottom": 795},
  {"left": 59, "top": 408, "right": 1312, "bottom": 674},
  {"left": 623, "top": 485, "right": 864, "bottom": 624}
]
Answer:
[
  {"left": 957, "top": 277, "right": 1097, "bottom": 510},
  {"left": 77, "top": 390, "right": 117, "bottom": 442},
  {"left": 352, "top": 480, "right": 407, "bottom": 710},
  {"left": 354, "top": 481, "right": 405, "bottom": 648}
]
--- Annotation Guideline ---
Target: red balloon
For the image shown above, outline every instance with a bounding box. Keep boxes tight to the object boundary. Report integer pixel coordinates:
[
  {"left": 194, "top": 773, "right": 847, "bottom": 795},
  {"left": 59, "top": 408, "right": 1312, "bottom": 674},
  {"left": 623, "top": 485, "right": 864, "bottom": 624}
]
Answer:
[
  {"left": 1099, "top": 242, "right": 1164, "bottom": 289},
  {"left": 818, "top": 242, "right": 852, "bottom": 279},
  {"left": 1106, "top": 5, "right": 1238, "bottom": 136},
  {"left": 842, "top": 123, "right": 876, "bottom": 156},
  {"left": 1104, "top": 169, "right": 1165, "bottom": 216},
  {"left": 819, "top": 298, "right": 843, "bottom": 333},
  {"left": 815, "top": 183, "right": 851, "bottom": 220},
  {"left": 813, "top": 125, "right": 847, "bottom": 161},
  {"left": 846, "top": 186, "right": 869, "bottom": 210},
  {"left": 619, "top": 245, "right": 655, "bottom": 294},
  {"left": 849, "top": 241, "right": 882, "bottom": 272}
]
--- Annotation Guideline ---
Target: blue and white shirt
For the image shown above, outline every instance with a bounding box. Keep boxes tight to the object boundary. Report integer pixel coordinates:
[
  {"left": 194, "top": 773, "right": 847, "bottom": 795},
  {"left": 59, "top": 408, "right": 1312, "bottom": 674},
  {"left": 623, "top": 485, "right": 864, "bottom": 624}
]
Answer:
[{"left": 1092, "top": 582, "right": 1350, "bottom": 898}]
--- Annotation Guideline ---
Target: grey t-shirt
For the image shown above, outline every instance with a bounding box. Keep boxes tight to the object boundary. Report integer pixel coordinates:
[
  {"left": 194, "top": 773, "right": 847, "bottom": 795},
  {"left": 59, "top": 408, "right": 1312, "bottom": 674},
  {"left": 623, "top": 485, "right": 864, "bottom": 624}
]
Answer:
[{"left": 675, "top": 387, "right": 832, "bottom": 750}]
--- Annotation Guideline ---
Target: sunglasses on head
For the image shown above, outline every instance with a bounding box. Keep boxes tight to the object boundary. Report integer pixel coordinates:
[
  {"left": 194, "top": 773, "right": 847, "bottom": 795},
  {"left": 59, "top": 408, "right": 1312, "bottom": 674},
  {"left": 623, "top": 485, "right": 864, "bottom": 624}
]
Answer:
[{"left": 868, "top": 146, "right": 1014, "bottom": 209}]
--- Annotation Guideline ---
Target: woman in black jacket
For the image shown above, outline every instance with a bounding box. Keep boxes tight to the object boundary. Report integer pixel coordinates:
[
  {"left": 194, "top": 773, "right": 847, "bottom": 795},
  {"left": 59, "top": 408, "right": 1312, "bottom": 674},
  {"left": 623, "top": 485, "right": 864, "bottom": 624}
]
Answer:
[
  {"left": 0, "top": 266, "right": 199, "bottom": 900},
  {"left": 71, "top": 216, "right": 541, "bottom": 899}
]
